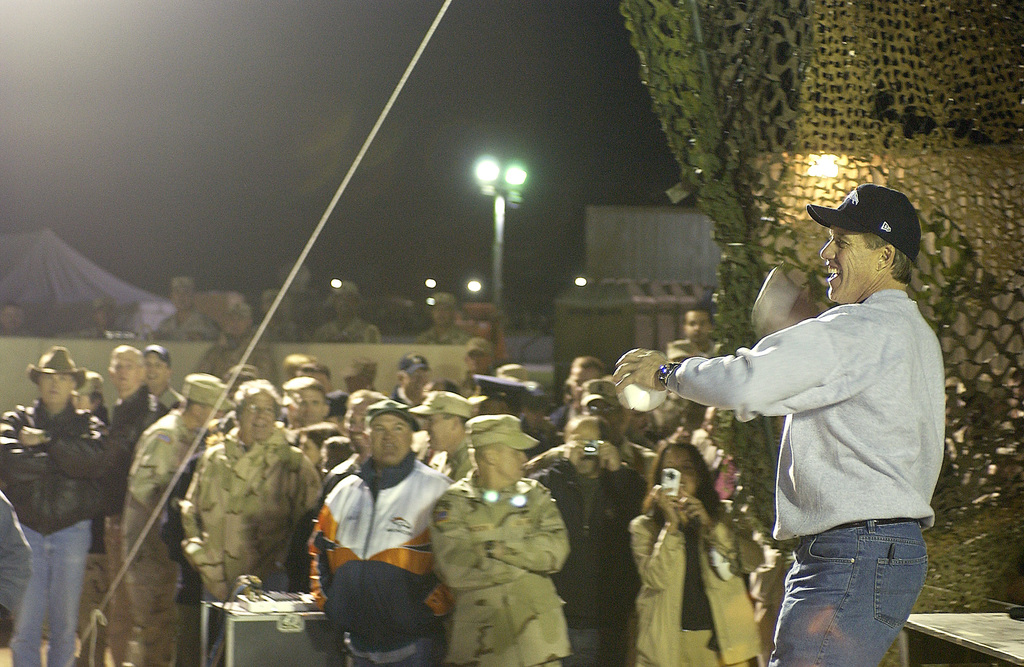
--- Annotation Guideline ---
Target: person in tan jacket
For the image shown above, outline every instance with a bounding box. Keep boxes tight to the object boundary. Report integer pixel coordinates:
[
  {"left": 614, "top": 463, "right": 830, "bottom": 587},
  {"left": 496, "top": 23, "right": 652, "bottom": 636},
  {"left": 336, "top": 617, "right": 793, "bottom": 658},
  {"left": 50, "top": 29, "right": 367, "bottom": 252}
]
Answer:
[
  {"left": 630, "top": 441, "right": 763, "bottom": 667},
  {"left": 180, "top": 380, "right": 320, "bottom": 600},
  {"left": 431, "top": 414, "right": 571, "bottom": 667}
]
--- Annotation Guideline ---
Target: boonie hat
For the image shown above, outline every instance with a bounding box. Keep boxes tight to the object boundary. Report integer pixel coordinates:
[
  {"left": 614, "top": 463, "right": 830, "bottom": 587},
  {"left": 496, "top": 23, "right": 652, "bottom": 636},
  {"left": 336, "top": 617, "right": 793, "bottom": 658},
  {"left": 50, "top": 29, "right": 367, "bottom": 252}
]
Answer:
[
  {"left": 28, "top": 346, "right": 86, "bottom": 387},
  {"left": 366, "top": 399, "right": 420, "bottom": 431},
  {"left": 467, "top": 414, "right": 537, "bottom": 451},
  {"left": 410, "top": 391, "right": 473, "bottom": 419},
  {"left": 806, "top": 184, "right": 921, "bottom": 261}
]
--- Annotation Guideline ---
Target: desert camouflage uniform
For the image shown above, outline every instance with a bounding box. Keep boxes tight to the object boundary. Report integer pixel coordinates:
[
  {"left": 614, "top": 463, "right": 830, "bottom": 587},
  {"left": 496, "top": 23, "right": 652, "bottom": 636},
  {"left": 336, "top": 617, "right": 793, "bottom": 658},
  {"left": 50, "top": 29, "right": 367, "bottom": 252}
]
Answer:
[
  {"left": 310, "top": 317, "right": 381, "bottom": 344},
  {"left": 122, "top": 411, "right": 200, "bottom": 667},
  {"left": 194, "top": 332, "right": 278, "bottom": 386},
  {"left": 430, "top": 474, "right": 570, "bottom": 666},
  {"left": 179, "top": 427, "right": 320, "bottom": 600},
  {"left": 415, "top": 326, "right": 471, "bottom": 345},
  {"left": 427, "top": 437, "right": 474, "bottom": 482}
]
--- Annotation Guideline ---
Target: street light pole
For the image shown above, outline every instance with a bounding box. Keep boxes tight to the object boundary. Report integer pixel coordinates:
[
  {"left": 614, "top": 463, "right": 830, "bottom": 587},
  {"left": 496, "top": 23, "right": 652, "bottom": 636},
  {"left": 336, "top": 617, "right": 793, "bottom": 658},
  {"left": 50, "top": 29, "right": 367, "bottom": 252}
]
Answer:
[
  {"left": 474, "top": 157, "right": 525, "bottom": 310},
  {"left": 491, "top": 193, "right": 505, "bottom": 308}
]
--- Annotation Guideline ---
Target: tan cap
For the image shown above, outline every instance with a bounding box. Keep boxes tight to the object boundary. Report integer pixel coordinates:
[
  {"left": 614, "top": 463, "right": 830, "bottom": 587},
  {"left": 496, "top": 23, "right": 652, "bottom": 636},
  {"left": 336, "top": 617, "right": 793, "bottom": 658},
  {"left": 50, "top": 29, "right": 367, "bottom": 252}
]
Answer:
[
  {"left": 182, "top": 373, "right": 228, "bottom": 407},
  {"left": 495, "top": 363, "right": 529, "bottom": 382},
  {"left": 467, "top": 414, "right": 537, "bottom": 451},
  {"left": 409, "top": 391, "right": 473, "bottom": 419},
  {"left": 580, "top": 378, "right": 618, "bottom": 407}
]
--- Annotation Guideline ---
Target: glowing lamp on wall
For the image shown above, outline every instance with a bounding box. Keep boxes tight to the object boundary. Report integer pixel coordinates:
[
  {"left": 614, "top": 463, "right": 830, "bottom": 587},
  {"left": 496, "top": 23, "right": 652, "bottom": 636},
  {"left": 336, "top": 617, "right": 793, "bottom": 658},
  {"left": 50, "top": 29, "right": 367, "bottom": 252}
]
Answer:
[{"left": 807, "top": 154, "right": 839, "bottom": 178}]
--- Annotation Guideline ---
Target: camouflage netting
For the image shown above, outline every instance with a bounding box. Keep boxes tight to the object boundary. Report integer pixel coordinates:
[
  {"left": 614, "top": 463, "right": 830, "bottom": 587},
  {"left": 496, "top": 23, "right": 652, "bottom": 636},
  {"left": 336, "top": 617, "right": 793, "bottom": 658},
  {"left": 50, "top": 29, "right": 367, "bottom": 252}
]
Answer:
[{"left": 620, "top": 0, "right": 1024, "bottom": 553}]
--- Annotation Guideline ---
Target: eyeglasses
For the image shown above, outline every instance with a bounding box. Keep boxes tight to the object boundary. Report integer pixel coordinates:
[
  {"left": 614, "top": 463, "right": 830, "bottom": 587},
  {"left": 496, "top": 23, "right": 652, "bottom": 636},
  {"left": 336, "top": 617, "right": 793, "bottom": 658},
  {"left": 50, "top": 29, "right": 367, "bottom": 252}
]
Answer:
[{"left": 244, "top": 404, "right": 277, "bottom": 417}]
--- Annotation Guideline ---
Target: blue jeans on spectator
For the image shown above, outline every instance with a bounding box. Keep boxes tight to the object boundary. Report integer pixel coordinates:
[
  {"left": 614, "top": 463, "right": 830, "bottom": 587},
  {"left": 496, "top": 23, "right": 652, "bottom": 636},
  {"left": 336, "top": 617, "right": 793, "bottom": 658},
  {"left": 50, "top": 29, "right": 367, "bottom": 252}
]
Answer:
[
  {"left": 12, "top": 520, "right": 92, "bottom": 667},
  {"left": 564, "top": 627, "right": 599, "bottom": 666},
  {"left": 768, "top": 519, "right": 928, "bottom": 667},
  {"left": 349, "top": 636, "right": 442, "bottom": 666}
]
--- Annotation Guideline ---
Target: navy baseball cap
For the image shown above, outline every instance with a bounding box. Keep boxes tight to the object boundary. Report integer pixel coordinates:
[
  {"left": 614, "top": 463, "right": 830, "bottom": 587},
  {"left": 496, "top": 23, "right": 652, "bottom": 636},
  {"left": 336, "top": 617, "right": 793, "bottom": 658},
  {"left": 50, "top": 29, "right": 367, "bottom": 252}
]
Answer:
[
  {"left": 807, "top": 184, "right": 920, "bottom": 261},
  {"left": 398, "top": 353, "right": 429, "bottom": 374},
  {"left": 143, "top": 344, "right": 171, "bottom": 365}
]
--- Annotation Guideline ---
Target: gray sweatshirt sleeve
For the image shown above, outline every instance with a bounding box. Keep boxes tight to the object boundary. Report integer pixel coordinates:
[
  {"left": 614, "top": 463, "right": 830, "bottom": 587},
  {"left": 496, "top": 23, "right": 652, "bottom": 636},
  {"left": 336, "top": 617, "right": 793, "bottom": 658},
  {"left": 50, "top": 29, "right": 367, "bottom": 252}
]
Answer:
[{"left": 665, "top": 317, "right": 842, "bottom": 421}]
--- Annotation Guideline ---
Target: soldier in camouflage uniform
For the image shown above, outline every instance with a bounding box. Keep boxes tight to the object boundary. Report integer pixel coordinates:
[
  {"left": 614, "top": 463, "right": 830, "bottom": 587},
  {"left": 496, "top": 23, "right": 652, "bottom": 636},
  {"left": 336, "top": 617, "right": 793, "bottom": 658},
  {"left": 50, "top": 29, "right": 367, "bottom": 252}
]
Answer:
[
  {"left": 194, "top": 301, "right": 278, "bottom": 385},
  {"left": 415, "top": 292, "right": 471, "bottom": 345},
  {"left": 180, "top": 380, "right": 320, "bottom": 600},
  {"left": 311, "top": 282, "right": 382, "bottom": 343},
  {"left": 123, "top": 373, "right": 227, "bottom": 667},
  {"left": 410, "top": 391, "right": 475, "bottom": 482},
  {"left": 431, "top": 414, "right": 571, "bottom": 667}
]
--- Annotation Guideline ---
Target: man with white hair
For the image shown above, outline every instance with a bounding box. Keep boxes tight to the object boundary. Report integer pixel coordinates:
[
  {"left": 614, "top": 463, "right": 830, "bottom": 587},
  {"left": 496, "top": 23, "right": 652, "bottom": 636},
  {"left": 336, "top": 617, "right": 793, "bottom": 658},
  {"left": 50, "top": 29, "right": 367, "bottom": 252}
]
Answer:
[{"left": 103, "top": 344, "right": 168, "bottom": 667}]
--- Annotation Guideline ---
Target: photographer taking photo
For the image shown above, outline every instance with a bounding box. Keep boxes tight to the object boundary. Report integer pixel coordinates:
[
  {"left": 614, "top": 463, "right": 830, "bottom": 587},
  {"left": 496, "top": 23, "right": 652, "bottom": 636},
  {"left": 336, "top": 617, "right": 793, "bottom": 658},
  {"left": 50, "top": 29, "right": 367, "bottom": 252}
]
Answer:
[
  {"left": 530, "top": 415, "right": 647, "bottom": 666},
  {"left": 631, "top": 441, "right": 764, "bottom": 667}
]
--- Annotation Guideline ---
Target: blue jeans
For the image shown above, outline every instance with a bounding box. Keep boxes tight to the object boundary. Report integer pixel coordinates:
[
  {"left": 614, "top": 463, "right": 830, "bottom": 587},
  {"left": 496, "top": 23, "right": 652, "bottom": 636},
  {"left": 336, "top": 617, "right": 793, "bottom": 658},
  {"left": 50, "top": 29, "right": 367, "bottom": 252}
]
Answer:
[
  {"left": 768, "top": 520, "right": 928, "bottom": 667},
  {"left": 349, "top": 637, "right": 442, "bottom": 666},
  {"left": 12, "top": 520, "right": 92, "bottom": 667}
]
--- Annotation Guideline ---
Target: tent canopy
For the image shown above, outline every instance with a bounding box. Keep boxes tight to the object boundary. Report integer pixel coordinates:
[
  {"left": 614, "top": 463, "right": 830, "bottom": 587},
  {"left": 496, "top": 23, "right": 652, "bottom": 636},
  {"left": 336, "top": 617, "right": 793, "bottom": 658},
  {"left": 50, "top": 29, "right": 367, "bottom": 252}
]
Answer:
[
  {"left": 0, "top": 228, "right": 164, "bottom": 305},
  {"left": 0, "top": 228, "right": 171, "bottom": 334}
]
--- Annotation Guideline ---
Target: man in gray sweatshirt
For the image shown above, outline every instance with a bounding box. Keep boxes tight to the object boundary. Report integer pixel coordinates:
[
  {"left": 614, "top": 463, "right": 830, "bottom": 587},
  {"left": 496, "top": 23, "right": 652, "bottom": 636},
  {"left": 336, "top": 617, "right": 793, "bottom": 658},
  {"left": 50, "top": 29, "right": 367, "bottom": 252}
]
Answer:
[{"left": 614, "top": 184, "right": 943, "bottom": 667}]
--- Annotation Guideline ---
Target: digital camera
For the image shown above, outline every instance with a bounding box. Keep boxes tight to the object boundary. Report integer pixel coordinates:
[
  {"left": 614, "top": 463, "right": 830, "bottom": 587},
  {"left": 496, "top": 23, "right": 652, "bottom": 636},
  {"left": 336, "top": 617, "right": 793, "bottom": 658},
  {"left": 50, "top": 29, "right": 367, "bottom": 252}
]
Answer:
[{"left": 661, "top": 468, "right": 681, "bottom": 497}]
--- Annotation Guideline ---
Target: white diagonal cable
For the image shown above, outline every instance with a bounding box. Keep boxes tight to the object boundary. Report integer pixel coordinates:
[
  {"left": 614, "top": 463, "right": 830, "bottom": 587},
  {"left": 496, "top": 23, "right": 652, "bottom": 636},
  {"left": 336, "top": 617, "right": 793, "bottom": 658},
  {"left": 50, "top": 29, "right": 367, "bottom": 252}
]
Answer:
[{"left": 82, "top": 1, "right": 456, "bottom": 661}]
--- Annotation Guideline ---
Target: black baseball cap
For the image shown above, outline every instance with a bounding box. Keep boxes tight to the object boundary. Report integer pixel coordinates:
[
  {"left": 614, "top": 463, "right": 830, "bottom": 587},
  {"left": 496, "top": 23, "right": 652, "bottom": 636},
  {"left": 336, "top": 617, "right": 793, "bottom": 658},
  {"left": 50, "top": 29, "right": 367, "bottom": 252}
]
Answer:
[{"left": 806, "top": 184, "right": 920, "bottom": 261}]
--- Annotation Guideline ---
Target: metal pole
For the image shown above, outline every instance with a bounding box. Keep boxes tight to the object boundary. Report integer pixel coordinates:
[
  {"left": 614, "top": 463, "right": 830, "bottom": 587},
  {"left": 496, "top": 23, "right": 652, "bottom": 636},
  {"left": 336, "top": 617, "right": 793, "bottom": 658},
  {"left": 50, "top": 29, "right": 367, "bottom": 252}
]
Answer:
[{"left": 492, "top": 193, "right": 505, "bottom": 307}]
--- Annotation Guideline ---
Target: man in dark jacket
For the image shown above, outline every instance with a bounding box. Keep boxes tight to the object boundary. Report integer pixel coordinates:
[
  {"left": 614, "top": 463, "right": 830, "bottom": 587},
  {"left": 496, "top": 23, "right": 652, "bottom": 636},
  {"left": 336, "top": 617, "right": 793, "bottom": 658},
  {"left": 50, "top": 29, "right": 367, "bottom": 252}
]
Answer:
[
  {"left": 104, "top": 344, "right": 167, "bottom": 666},
  {"left": 0, "top": 346, "right": 106, "bottom": 667},
  {"left": 530, "top": 415, "right": 646, "bottom": 666}
]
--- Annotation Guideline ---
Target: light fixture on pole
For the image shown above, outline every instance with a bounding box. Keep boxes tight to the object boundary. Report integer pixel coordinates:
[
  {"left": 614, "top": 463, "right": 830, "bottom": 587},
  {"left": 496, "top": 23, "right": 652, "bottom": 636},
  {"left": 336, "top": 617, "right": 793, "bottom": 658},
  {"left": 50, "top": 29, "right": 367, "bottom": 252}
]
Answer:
[{"left": 474, "top": 156, "right": 527, "bottom": 308}]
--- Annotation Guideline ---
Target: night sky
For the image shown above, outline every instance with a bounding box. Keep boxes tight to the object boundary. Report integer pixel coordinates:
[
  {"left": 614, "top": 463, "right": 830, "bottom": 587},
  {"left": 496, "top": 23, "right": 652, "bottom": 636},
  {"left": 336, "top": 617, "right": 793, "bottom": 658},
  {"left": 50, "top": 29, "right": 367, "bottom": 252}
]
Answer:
[{"left": 1, "top": 1, "right": 680, "bottom": 319}]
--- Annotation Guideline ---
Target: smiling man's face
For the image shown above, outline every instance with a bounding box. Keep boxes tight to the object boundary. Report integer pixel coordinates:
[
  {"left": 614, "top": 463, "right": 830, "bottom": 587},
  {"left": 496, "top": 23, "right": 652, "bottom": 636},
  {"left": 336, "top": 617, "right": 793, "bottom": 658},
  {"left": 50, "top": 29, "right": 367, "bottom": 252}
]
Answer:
[{"left": 819, "top": 228, "right": 888, "bottom": 305}]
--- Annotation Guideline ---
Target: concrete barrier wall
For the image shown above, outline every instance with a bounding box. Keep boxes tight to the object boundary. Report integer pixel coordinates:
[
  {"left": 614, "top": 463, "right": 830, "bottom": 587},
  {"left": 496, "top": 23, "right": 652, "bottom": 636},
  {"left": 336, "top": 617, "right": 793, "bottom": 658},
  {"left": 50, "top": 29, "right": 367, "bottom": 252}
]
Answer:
[{"left": 0, "top": 337, "right": 468, "bottom": 410}]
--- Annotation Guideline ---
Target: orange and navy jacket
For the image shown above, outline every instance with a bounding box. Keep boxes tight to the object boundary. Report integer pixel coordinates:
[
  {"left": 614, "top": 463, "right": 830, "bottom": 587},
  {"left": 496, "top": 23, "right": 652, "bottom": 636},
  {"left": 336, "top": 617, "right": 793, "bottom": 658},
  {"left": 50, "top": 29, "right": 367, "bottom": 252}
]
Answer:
[{"left": 311, "top": 452, "right": 453, "bottom": 653}]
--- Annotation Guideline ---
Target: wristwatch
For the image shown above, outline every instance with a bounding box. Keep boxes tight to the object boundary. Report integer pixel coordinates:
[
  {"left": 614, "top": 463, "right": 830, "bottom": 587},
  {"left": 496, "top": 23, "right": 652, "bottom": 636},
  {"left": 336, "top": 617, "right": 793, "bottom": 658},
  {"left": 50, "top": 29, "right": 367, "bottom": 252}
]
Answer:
[{"left": 656, "top": 362, "right": 681, "bottom": 387}]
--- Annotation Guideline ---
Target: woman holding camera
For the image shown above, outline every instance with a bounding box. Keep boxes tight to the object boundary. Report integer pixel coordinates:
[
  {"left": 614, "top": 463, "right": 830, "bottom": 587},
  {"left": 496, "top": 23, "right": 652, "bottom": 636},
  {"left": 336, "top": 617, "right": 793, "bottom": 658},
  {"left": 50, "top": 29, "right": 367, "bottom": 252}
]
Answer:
[{"left": 630, "top": 441, "right": 762, "bottom": 666}]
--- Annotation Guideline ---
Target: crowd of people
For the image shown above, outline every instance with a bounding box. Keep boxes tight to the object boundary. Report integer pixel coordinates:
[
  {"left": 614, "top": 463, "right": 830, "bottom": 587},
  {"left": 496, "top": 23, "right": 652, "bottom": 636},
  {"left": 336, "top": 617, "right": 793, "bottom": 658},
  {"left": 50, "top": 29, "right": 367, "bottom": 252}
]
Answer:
[
  {"left": 0, "top": 183, "right": 943, "bottom": 667},
  {"left": 0, "top": 294, "right": 772, "bottom": 667},
  {"left": 0, "top": 268, "right": 502, "bottom": 346}
]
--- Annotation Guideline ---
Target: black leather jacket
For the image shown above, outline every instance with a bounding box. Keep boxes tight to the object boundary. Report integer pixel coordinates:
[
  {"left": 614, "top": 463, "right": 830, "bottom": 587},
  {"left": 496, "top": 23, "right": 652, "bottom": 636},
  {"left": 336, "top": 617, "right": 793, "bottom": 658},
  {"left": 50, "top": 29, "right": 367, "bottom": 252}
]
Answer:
[
  {"left": 100, "top": 386, "right": 166, "bottom": 516},
  {"left": 0, "top": 400, "right": 106, "bottom": 534}
]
